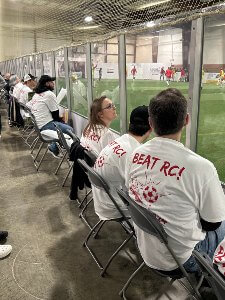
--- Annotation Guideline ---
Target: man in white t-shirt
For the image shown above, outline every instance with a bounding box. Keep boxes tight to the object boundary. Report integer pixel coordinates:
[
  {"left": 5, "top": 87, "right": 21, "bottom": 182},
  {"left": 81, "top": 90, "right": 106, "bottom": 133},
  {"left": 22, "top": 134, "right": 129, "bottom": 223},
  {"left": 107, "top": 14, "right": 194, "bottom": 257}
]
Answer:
[
  {"left": 126, "top": 88, "right": 225, "bottom": 273},
  {"left": 93, "top": 106, "right": 151, "bottom": 220},
  {"left": 27, "top": 75, "right": 73, "bottom": 158},
  {"left": 18, "top": 74, "right": 37, "bottom": 105}
]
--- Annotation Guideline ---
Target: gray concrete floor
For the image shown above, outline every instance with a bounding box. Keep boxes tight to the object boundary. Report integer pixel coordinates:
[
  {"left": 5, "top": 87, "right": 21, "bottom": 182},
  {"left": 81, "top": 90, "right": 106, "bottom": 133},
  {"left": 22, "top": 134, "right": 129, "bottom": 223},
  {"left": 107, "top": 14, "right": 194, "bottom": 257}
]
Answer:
[{"left": 0, "top": 104, "right": 190, "bottom": 300}]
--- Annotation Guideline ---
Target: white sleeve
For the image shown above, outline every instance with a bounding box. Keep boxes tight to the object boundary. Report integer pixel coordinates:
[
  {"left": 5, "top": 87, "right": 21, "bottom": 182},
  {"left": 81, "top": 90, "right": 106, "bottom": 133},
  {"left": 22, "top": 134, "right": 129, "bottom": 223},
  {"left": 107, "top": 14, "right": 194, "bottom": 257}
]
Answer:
[
  {"left": 20, "top": 92, "right": 28, "bottom": 105},
  {"left": 199, "top": 170, "right": 225, "bottom": 222},
  {"left": 45, "top": 92, "right": 59, "bottom": 112}
]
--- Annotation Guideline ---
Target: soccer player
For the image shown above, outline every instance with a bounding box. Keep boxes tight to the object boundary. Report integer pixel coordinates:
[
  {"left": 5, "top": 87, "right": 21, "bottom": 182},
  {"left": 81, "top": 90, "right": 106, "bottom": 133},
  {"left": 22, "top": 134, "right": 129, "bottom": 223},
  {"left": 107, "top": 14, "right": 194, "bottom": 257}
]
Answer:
[
  {"left": 126, "top": 88, "right": 225, "bottom": 274},
  {"left": 160, "top": 67, "right": 165, "bottom": 81},
  {"left": 165, "top": 67, "right": 172, "bottom": 86},
  {"left": 131, "top": 65, "right": 137, "bottom": 80},
  {"left": 217, "top": 68, "right": 225, "bottom": 87}
]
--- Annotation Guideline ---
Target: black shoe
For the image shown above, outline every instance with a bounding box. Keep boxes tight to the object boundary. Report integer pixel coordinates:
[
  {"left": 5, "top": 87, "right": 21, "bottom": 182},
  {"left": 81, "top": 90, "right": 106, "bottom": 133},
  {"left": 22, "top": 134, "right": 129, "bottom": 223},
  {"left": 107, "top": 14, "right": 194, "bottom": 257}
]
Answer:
[{"left": 0, "top": 231, "right": 8, "bottom": 241}]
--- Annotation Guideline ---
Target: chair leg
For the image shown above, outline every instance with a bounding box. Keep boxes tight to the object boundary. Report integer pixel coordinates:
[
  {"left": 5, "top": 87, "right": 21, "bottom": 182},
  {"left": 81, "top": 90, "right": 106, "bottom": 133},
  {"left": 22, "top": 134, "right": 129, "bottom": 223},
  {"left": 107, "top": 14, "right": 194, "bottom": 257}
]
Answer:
[
  {"left": 78, "top": 189, "right": 92, "bottom": 208},
  {"left": 79, "top": 198, "right": 94, "bottom": 230},
  {"left": 61, "top": 162, "right": 73, "bottom": 187},
  {"left": 101, "top": 232, "right": 134, "bottom": 277},
  {"left": 30, "top": 136, "right": 39, "bottom": 154},
  {"left": 33, "top": 142, "right": 43, "bottom": 163},
  {"left": 83, "top": 220, "right": 107, "bottom": 270},
  {"left": 119, "top": 261, "right": 145, "bottom": 299},
  {"left": 54, "top": 152, "right": 67, "bottom": 175},
  {"left": 36, "top": 146, "right": 48, "bottom": 171}
]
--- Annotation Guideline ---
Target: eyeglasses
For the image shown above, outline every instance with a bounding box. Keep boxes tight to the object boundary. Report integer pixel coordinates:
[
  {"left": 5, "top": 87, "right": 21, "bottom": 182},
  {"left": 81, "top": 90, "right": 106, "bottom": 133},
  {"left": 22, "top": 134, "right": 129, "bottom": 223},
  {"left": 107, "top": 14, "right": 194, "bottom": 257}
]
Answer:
[{"left": 102, "top": 103, "right": 116, "bottom": 110}]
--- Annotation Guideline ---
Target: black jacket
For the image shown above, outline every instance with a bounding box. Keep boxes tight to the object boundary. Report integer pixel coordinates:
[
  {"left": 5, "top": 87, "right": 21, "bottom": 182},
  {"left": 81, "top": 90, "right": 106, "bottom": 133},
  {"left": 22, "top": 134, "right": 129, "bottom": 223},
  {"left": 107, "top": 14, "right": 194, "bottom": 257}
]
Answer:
[{"left": 69, "top": 140, "right": 92, "bottom": 200}]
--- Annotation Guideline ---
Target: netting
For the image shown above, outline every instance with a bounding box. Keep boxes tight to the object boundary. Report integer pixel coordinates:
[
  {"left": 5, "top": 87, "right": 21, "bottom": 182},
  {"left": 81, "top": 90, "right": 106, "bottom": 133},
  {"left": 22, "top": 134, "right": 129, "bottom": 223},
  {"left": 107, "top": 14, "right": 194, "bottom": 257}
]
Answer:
[{"left": 1, "top": 0, "right": 225, "bottom": 59}]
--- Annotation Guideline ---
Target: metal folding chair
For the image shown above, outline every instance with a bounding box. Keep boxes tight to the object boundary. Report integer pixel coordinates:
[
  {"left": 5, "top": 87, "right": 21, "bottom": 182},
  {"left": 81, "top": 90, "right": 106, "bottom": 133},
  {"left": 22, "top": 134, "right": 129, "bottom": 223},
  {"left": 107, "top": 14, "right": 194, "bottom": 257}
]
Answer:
[
  {"left": 77, "top": 159, "right": 135, "bottom": 276},
  {"left": 193, "top": 250, "right": 225, "bottom": 300},
  {"left": 29, "top": 115, "right": 59, "bottom": 171},
  {"left": 18, "top": 102, "right": 36, "bottom": 147},
  {"left": 116, "top": 188, "right": 202, "bottom": 300},
  {"left": 76, "top": 150, "right": 97, "bottom": 229}
]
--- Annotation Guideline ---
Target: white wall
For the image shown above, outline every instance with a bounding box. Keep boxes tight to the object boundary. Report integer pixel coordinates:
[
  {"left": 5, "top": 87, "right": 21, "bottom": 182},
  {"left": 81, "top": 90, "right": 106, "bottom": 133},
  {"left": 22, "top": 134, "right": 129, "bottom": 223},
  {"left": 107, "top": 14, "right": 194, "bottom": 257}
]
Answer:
[
  {"left": 136, "top": 35, "right": 153, "bottom": 63},
  {"left": 203, "top": 26, "right": 225, "bottom": 64},
  {"left": 157, "top": 28, "right": 183, "bottom": 65}
]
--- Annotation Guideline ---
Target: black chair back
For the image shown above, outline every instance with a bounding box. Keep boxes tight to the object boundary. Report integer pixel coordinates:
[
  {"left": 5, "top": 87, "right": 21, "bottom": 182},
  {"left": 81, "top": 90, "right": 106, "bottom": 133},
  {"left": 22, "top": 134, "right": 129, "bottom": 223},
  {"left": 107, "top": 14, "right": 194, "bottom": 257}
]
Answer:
[
  {"left": 66, "top": 129, "right": 80, "bottom": 142},
  {"left": 30, "top": 115, "right": 58, "bottom": 143},
  {"left": 19, "top": 102, "right": 32, "bottom": 115},
  {"left": 193, "top": 250, "right": 225, "bottom": 300},
  {"left": 77, "top": 159, "right": 134, "bottom": 232},
  {"left": 84, "top": 149, "right": 97, "bottom": 168},
  {"left": 54, "top": 123, "right": 70, "bottom": 153},
  {"left": 116, "top": 188, "right": 167, "bottom": 244},
  {"left": 116, "top": 188, "right": 199, "bottom": 285}
]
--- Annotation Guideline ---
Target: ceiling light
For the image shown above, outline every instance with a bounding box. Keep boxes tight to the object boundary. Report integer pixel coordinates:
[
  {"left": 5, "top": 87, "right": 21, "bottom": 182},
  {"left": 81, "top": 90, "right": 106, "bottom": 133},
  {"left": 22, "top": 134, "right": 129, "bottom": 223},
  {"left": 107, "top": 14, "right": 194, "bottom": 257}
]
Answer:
[
  {"left": 76, "top": 25, "right": 100, "bottom": 30},
  {"left": 84, "top": 16, "right": 93, "bottom": 23},
  {"left": 137, "top": 0, "right": 171, "bottom": 10},
  {"left": 146, "top": 21, "right": 155, "bottom": 28}
]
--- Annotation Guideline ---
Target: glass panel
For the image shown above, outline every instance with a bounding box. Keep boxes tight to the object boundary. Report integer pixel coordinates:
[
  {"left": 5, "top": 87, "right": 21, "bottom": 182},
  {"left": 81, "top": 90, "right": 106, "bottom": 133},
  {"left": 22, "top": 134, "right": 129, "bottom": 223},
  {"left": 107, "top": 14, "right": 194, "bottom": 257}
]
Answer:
[
  {"left": 35, "top": 54, "right": 42, "bottom": 79},
  {"left": 43, "top": 52, "right": 53, "bottom": 76},
  {"left": 29, "top": 56, "right": 35, "bottom": 77},
  {"left": 55, "top": 49, "right": 67, "bottom": 107},
  {"left": 197, "top": 15, "right": 225, "bottom": 182},
  {"left": 19, "top": 57, "right": 23, "bottom": 78},
  {"left": 68, "top": 46, "right": 88, "bottom": 116},
  {"left": 22, "top": 57, "right": 29, "bottom": 76},
  {"left": 91, "top": 38, "right": 119, "bottom": 132},
  {"left": 126, "top": 24, "right": 191, "bottom": 142}
]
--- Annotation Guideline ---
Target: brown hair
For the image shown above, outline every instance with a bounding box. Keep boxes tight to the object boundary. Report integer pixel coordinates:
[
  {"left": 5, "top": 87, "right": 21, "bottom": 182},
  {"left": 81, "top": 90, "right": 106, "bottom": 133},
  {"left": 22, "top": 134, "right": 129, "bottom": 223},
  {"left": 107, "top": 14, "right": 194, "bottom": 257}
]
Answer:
[
  {"left": 149, "top": 88, "right": 187, "bottom": 136},
  {"left": 83, "top": 96, "right": 107, "bottom": 137}
]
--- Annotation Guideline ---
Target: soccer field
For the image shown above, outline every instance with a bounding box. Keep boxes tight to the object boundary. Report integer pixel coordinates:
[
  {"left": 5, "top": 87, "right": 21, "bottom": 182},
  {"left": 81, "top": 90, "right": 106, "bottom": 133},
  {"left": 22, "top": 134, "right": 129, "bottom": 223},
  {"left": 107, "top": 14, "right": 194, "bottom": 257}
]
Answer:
[
  {"left": 58, "top": 77, "right": 225, "bottom": 182},
  {"left": 93, "top": 79, "right": 225, "bottom": 182}
]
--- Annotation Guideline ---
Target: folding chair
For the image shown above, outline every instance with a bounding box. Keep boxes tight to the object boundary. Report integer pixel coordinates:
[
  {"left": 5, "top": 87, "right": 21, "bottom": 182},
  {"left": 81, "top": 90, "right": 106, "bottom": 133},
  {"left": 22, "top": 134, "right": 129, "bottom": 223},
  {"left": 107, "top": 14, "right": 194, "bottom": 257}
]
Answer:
[
  {"left": 77, "top": 150, "right": 97, "bottom": 229},
  {"left": 53, "top": 123, "right": 73, "bottom": 179},
  {"left": 193, "top": 250, "right": 225, "bottom": 300},
  {"left": 18, "top": 102, "right": 36, "bottom": 147},
  {"left": 77, "top": 159, "right": 135, "bottom": 276},
  {"left": 29, "top": 115, "right": 59, "bottom": 171},
  {"left": 116, "top": 188, "right": 202, "bottom": 300}
]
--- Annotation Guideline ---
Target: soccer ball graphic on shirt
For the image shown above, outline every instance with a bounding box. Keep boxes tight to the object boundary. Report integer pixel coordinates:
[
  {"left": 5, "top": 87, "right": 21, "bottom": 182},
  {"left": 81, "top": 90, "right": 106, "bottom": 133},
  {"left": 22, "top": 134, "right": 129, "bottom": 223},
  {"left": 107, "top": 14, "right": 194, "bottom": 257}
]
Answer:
[
  {"left": 97, "top": 155, "right": 105, "bottom": 168},
  {"left": 143, "top": 185, "right": 159, "bottom": 203}
]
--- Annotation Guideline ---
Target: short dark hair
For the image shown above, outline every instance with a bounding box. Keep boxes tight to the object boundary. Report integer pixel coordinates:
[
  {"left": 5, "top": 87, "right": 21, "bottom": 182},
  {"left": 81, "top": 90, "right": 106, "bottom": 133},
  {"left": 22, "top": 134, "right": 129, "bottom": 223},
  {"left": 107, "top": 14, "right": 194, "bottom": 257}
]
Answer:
[
  {"left": 149, "top": 88, "right": 187, "bottom": 136},
  {"left": 128, "top": 105, "right": 150, "bottom": 136}
]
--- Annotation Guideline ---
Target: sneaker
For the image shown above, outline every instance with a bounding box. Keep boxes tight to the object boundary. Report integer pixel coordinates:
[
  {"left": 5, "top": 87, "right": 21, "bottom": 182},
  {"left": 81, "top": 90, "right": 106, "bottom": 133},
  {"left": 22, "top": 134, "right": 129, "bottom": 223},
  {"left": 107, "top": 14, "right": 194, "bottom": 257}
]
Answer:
[
  {"left": 0, "top": 245, "right": 12, "bottom": 259},
  {"left": 0, "top": 231, "right": 8, "bottom": 241},
  {"left": 47, "top": 148, "right": 63, "bottom": 159}
]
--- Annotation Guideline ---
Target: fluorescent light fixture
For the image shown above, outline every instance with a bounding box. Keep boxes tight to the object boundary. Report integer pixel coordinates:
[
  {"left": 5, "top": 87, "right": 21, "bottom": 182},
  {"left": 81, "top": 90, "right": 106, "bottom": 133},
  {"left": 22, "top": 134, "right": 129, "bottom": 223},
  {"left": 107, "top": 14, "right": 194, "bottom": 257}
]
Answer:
[
  {"left": 77, "top": 25, "right": 100, "bottom": 30},
  {"left": 84, "top": 16, "right": 93, "bottom": 23},
  {"left": 137, "top": 0, "right": 171, "bottom": 10},
  {"left": 146, "top": 21, "right": 155, "bottom": 28}
]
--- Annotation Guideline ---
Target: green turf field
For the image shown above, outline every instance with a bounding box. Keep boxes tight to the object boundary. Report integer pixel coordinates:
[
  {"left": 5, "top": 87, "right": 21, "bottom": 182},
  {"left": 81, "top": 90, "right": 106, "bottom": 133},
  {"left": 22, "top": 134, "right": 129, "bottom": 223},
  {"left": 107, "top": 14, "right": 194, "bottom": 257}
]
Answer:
[{"left": 57, "top": 77, "right": 225, "bottom": 182}]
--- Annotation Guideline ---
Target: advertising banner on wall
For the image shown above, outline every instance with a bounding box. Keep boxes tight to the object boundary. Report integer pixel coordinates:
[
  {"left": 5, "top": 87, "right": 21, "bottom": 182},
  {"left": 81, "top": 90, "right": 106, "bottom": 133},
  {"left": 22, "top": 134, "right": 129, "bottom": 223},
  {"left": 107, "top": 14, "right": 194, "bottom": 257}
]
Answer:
[{"left": 92, "top": 62, "right": 170, "bottom": 80}]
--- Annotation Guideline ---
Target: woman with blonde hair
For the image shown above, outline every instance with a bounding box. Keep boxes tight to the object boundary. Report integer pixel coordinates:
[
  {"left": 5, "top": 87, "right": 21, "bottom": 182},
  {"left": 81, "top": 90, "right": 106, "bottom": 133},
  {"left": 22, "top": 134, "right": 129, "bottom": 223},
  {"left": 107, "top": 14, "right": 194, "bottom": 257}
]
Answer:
[{"left": 80, "top": 96, "right": 117, "bottom": 155}]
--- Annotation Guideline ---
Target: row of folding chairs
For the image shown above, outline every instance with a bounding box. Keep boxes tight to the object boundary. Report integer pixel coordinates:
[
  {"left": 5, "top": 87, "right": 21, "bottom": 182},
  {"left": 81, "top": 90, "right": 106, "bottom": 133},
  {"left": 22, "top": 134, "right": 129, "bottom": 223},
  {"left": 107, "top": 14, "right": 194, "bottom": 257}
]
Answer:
[
  {"left": 16, "top": 102, "right": 225, "bottom": 299},
  {"left": 76, "top": 158, "right": 225, "bottom": 300}
]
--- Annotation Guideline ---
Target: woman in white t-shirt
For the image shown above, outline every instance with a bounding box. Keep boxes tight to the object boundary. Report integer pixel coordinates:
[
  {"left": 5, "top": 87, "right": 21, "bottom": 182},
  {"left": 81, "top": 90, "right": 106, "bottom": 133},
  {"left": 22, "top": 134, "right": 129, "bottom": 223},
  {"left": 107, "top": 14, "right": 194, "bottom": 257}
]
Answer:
[{"left": 80, "top": 96, "right": 117, "bottom": 155}]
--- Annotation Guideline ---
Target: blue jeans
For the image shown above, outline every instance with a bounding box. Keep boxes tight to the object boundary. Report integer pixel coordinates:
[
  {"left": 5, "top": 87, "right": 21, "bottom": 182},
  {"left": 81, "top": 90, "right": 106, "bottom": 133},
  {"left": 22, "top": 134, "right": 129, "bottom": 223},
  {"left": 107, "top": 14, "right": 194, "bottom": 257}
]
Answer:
[
  {"left": 183, "top": 221, "right": 225, "bottom": 273},
  {"left": 41, "top": 120, "right": 73, "bottom": 154}
]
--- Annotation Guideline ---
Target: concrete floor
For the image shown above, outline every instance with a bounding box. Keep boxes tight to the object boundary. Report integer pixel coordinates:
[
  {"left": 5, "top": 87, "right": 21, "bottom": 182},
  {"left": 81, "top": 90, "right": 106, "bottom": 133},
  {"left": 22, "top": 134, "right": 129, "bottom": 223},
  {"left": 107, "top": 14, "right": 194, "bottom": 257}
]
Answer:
[{"left": 0, "top": 103, "right": 190, "bottom": 300}]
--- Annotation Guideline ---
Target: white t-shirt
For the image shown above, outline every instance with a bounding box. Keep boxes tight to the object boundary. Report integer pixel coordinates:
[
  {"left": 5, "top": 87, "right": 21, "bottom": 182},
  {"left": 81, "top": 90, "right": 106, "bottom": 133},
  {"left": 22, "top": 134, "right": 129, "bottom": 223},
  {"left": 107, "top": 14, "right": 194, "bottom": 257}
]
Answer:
[
  {"left": 18, "top": 85, "right": 32, "bottom": 105},
  {"left": 26, "top": 91, "right": 59, "bottom": 129},
  {"left": 80, "top": 126, "right": 116, "bottom": 156},
  {"left": 13, "top": 82, "right": 24, "bottom": 100},
  {"left": 126, "top": 137, "right": 225, "bottom": 271},
  {"left": 93, "top": 134, "right": 140, "bottom": 220}
]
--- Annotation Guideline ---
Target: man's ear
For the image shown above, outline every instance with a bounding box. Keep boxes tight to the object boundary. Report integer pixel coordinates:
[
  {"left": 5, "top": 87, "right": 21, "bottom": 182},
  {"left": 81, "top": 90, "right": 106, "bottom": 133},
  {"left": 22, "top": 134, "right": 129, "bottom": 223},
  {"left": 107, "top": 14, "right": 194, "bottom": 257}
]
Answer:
[
  {"left": 149, "top": 117, "right": 153, "bottom": 129},
  {"left": 184, "top": 113, "right": 189, "bottom": 126}
]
